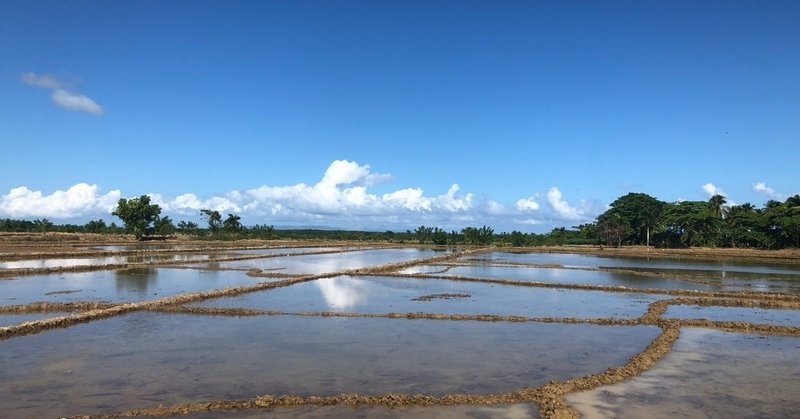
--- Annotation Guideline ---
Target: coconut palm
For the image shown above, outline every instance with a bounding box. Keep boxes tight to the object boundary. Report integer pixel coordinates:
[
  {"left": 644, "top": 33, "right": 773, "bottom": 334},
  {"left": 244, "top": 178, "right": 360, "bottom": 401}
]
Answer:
[{"left": 708, "top": 194, "right": 728, "bottom": 219}]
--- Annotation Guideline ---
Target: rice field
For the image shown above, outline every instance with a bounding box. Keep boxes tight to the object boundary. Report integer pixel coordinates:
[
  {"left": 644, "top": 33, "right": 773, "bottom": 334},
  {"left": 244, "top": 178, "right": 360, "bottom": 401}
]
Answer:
[{"left": 1, "top": 239, "right": 799, "bottom": 418}]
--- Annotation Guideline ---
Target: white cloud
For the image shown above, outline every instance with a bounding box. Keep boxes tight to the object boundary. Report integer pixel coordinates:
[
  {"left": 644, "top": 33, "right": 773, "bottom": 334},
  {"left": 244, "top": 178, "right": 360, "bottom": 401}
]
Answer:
[
  {"left": 0, "top": 183, "right": 120, "bottom": 218},
  {"left": 702, "top": 182, "right": 725, "bottom": 197},
  {"left": 0, "top": 161, "right": 606, "bottom": 230},
  {"left": 752, "top": 182, "right": 786, "bottom": 200},
  {"left": 701, "top": 182, "right": 736, "bottom": 205},
  {"left": 516, "top": 195, "right": 540, "bottom": 211},
  {"left": 50, "top": 89, "right": 104, "bottom": 115},
  {"left": 21, "top": 72, "right": 104, "bottom": 115},
  {"left": 485, "top": 201, "right": 505, "bottom": 215},
  {"left": 546, "top": 187, "right": 585, "bottom": 221},
  {"left": 21, "top": 72, "right": 60, "bottom": 89}
]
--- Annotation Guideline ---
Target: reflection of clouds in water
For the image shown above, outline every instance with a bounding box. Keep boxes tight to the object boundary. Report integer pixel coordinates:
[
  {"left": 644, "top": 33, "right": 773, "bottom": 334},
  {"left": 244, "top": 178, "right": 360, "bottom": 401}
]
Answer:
[{"left": 315, "top": 278, "right": 368, "bottom": 309}]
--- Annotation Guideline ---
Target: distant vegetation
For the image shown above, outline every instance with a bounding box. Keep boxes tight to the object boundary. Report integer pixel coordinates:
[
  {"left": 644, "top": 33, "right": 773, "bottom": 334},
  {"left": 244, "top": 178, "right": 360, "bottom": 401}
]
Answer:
[{"left": 1, "top": 192, "right": 798, "bottom": 249}]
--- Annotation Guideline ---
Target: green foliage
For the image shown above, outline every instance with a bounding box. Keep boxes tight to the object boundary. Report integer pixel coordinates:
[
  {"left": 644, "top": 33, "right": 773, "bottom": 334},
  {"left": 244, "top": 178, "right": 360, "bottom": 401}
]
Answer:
[
  {"left": 154, "top": 216, "right": 176, "bottom": 236},
  {"left": 177, "top": 220, "right": 200, "bottom": 234},
  {"left": 462, "top": 226, "right": 493, "bottom": 245},
  {"left": 599, "top": 193, "right": 666, "bottom": 246},
  {"left": 200, "top": 209, "right": 222, "bottom": 232},
  {"left": 414, "top": 225, "right": 433, "bottom": 243},
  {"left": 112, "top": 196, "right": 162, "bottom": 240},
  {"left": 223, "top": 213, "right": 243, "bottom": 233},
  {"left": 85, "top": 219, "right": 107, "bottom": 234}
]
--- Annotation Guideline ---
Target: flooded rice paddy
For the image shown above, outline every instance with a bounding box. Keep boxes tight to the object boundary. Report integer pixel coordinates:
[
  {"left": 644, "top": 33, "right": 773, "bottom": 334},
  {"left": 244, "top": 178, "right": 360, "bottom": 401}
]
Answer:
[
  {"left": 0, "top": 313, "right": 656, "bottom": 417},
  {"left": 1, "top": 243, "right": 799, "bottom": 418},
  {"left": 189, "top": 275, "right": 665, "bottom": 319},
  {"left": 566, "top": 328, "right": 800, "bottom": 418}
]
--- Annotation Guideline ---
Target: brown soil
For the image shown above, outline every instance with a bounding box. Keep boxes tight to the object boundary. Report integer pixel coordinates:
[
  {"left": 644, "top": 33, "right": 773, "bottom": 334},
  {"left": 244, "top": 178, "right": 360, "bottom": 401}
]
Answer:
[{"left": 412, "top": 293, "right": 471, "bottom": 301}]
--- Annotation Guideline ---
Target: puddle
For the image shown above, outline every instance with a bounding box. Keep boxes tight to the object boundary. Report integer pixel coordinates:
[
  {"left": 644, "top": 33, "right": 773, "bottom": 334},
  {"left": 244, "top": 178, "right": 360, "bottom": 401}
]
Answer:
[
  {"left": 0, "top": 253, "right": 224, "bottom": 270},
  {"left": 665, "top": 304, "right": 800, "bottom": 327},
  {"left": 0, "top": 312, "right": 71, "bottom": 327},
  {"left": 469, "top": 252, "right": 800, "bottom": 275},
  {"left": 0, "top": 268, "right": 260, "bottom": 306},
  {"left": 566, "top": 328, "right": 800, "bottom": 418},
  {"left": 0, "top": 312, "right": 658, "bottom": 417},
  {"left": 180, "top": 403, "right": 540, "bottom": 418},
  {"left": 189, "top": 275, "right": 665, "bottom": 319},
  {"left": 203, "top": 248, "right": 442, "bottom": 274}
]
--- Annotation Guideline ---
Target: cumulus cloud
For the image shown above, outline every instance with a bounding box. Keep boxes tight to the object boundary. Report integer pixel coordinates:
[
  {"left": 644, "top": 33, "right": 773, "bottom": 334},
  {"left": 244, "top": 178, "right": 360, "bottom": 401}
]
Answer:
[
  {"left": 0, "top": 160, "right": 604, "bottom": 229},
  {"left": 752, "top": 182, "right": 786, "bottom": 200},
  {"left": 0, "top": 183, "right": 120, "bottom": 218},
  {"left": 546, "top": 187, "right": 585, "bottom": 221},
  {"left": 702, "top": 182, "right": 725, "bottom": 197},
  {"left": 516, "top": 195, "right": 540, "bottom": 211},
  {"left": 701, "top": 182, "right": 736, "bottom": 205},
  {"left": 21, "top": 72, "right": 104, "bottom": 115}
]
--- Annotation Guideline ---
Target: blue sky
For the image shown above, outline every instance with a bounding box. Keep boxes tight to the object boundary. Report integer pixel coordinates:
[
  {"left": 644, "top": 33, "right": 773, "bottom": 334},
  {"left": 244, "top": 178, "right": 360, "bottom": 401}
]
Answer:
[{"left": 1, "top": 1, "right": 798, "bottom": 231}]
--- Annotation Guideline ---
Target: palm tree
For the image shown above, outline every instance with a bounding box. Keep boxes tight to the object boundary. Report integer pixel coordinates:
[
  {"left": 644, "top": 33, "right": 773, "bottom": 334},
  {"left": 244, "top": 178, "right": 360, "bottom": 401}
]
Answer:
[{"left": 708, "top": 194, "right": 728, "bottom": 219}]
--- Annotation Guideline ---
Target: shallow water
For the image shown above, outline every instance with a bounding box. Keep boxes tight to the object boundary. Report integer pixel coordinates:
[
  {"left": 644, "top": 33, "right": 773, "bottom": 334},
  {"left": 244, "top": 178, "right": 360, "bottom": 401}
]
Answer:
[
  {"left": 204, "top": 248, "right": 442, "bottom": 274},
  {"left": 566, "top": 328, "right": 800, "bottom": 418},
  {"left": 83, "top": 244, "right": 213, "bottom": 251},
  {"left": 470, "top": 252, "right": 800, "bottom": 275},
  {"left": 414, "top": 264, "right": 718, "bottom": 291},
  {"left": 664, "top": 304, "right": 800, "bottom": 327},
  {"left": 0, "top": 268, "right": 260, "bottom": 306},
  {"left": 0, "top": 313, "right": 658, "bottom": 417},
  {"left": 182, "top": 404, "right": 540, "bottom": 418},
  {"left": 0, "top": 312, "right": 71, "bottom": 327},
  {"left": 0, "top": 253, "right": 222, "bottom": 269},
  {"left": 227, "top": 246, "right": 346, "bottom": 255},
  {"left": 189, "top": 275, "right": 664, "bottom": 319}
]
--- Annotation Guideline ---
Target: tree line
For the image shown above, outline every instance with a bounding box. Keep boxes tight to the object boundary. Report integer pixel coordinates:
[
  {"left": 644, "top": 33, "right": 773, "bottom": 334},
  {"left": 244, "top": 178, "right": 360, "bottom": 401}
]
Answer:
[{"left": 1, "top": 192, "right": 798, "bottom": 249}]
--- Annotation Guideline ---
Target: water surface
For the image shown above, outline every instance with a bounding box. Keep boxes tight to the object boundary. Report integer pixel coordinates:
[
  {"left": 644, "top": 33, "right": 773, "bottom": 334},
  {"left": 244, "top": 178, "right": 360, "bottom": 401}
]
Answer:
[
  {"left": 0, "top": 268, "right": 260, "bottom": 306},
  {"left": 0, "top": 313, "right": 658, "bottom": 417},
  {"left": 566, "top": 328, "right": 800, "bottom": 418},
  {"left": 189, "top": 275, "right": 664, "bottom": 319},
  {"left": 664, "top": 304, "right": 800, "bottom": 327},
  {"left": 182, "top": 404, "right": 540, "bottom": 418},
  {"left": 202, "top": 248, "right": 441, "bottom": 274},
  {"left": 469, "top": 252, "right": 800, "bottom": 275},
  {"left": 0, "top": 253, "right": 222, "bottom": 270},
  {"left": 0, "top": 312, "right": 70, "bottom": 327}
]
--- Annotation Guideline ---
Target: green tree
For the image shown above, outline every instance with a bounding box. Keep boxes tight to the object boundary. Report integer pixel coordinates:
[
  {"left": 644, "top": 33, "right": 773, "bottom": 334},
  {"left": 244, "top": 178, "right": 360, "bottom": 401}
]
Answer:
[
  {"left": 177, "top": 220, "right": 200, "bottom": 234},
  {"left": 662, "top": 201, "right": 722, "bottom": 247},
  {"left": 431, "top": 227, "right": 448, "bottom": 245},
  {"left": 33, "top": 218, "right": 53, "bottom": 233},
  {"left": 85, "top": 219, "right": 107, "bottom": 234},
  {"left": 708, "top": 194, "right": 728, "bottom": 219},
  {"left": 223, "top": 213, "right": 243, "bottom": 233},
  {"left": 201, "top": 209, "right": 222, "bottom": 232},
  {"left": 414, "top": 225, "right": 433, "bottom": 244},
  {"left": 596, "top": 212, "right": 630, "bottom": 246},
  {"left": 600, "top": 193, "right": 666, "bottom": 246},
  {"left": 510, "top": 230, "right": 526, "bottom": 247},
  {"left": 154, "top": 216, "right": 177, "bottom": 236},
  {"left": 112, "top": 196, "right": 162, "bottom": 240}
]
